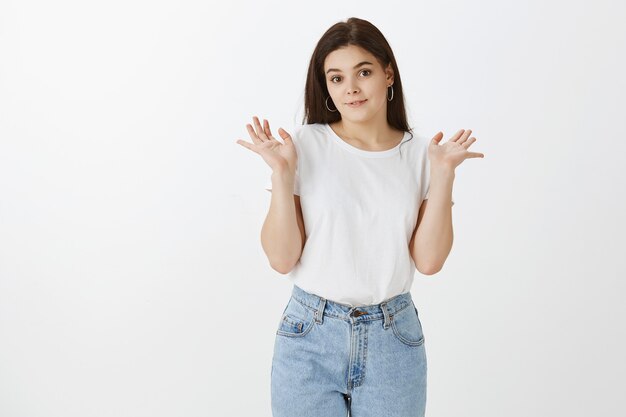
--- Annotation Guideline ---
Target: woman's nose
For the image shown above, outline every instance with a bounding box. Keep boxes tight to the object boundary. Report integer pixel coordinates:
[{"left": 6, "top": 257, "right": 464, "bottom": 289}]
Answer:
[
  {"left": 347, "top": 84, "right": 359, "bottom": 94},
  {"left": 346, "top": 79, "right": 359, "bottom": 94}
]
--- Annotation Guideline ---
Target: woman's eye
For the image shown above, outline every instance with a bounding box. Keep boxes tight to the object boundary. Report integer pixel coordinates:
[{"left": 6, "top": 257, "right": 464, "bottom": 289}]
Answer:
[{"left": 330, "top": 70, "right": 371, "bottom": 83}]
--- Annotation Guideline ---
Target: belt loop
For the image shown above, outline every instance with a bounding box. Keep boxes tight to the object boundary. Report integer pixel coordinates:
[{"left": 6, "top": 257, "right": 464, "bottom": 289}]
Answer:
[
  {"left": 315, "top": 297, "right": 326, "bottom": 324},
  {"left": 381, "top": 302, "right": 391, "bottom": 329}
]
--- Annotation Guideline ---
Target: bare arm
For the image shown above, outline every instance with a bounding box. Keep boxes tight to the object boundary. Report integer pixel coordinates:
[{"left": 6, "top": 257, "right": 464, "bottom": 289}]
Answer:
[
  {"left": 409, "top": 167, "right": 455, "bottom": 275},
  {"left": 261, "top": 169, "right": 306, "bottom": 274}
]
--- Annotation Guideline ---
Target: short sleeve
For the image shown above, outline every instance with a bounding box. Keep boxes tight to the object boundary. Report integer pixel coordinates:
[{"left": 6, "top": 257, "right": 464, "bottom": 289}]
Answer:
[{"left": 424, "top": 188, "right": 455, "bottom": 206}]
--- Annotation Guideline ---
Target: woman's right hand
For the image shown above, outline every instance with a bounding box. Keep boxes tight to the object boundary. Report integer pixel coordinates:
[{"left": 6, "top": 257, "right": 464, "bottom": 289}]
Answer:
[{"left": 236, "top": 116, "right": 298, "bottom": 176}]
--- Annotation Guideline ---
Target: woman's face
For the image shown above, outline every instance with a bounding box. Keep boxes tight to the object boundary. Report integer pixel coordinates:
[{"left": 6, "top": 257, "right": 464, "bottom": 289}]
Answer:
[{"left": 323, "top": 45, "right": 394, "bottom": 123}]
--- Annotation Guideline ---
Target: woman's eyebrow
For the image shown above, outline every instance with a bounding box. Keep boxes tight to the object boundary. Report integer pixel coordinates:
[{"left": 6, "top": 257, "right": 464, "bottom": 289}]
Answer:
[{"left": 326, "top": 61, "right": 373, "bottom": 74}]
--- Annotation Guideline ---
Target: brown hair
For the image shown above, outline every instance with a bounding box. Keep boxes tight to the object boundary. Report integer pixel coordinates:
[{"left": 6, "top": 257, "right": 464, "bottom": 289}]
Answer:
[{"left": 301, "top": 17, "right": 414, "bottom": 154}]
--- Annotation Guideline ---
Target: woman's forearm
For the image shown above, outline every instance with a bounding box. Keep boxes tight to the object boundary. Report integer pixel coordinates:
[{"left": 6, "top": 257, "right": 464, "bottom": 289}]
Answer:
[
  {"left": 412, "top": 167, "right": 455, "bottom": 274},
  {"left": 260, "top": 170, "right": 302, "bottom": 274}
]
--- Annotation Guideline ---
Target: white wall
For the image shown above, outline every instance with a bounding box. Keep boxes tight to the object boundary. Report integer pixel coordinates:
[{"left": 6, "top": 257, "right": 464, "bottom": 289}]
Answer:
[{"left": 1, "top": 0, "right": 624, "bottom": 416}]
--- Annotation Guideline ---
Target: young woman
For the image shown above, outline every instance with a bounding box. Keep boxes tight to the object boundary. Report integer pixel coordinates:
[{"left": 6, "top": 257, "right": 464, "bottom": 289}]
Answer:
[{"left": 236, "top": 17, "right": 483, "bottom": 417}]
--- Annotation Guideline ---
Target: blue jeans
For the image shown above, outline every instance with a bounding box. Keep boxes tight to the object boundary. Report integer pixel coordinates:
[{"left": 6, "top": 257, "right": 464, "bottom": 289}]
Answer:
[{"left": 271, "top": 284, "right": 427, "bottom": 417}]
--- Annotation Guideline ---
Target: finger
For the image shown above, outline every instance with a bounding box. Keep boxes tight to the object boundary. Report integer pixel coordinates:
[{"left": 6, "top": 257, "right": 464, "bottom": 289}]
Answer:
[
  {"left": 253, "top": 116, "right": 269, "bottom": 141},
  {"left": 466, "top": 152, "right": 485, "bottom": 158},
  {"left": 450, "top": 129, "right": 465, "bottom": 142},
  {"left": 458, "top": 129, "right": 472, "bottom": 144},
  {"left": 278, "top": 127, "right": 292, "bottom": 144},
  {"left": 236, "top": 139, "right": 260, "bottom": 154},
  {"left": 462, "top": 137, "right": 478, "bottom": 148},
  {"left": 265, "top": 119, "right": 281, "bottom": 143},
  {"left": 264, "top": 119, "right": 274, "bottom": 139},
  {"left": 431, "top": 131, "right": 444, "bottom": 143},
  {"left": 245, "top": 123, "right": 262, "bottom": 144}
]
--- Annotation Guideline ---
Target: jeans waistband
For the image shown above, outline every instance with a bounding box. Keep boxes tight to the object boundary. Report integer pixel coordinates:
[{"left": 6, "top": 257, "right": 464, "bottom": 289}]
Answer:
[{"left": 291, "top": 284, "right": 414, "bottom": 322}]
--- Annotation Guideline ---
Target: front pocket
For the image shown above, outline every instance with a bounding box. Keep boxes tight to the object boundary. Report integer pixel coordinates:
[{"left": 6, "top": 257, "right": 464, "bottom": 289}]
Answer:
[
  {"left": 390, "top": 304, "right": 425, "bottom": 347},
  {"left": 276, "top": 298, "right": 315, "bottom": 338}
]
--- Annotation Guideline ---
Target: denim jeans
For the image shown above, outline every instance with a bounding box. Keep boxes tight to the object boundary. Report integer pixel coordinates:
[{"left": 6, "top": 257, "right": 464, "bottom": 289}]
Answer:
[{"left": 271, "top": 284, "right": 427, "bottom": 417}]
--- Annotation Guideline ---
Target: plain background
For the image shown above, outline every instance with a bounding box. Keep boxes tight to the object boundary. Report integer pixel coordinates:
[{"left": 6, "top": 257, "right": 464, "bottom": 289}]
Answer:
[{"left": 1, "top": 0, "right": 625, "bottom": 416}]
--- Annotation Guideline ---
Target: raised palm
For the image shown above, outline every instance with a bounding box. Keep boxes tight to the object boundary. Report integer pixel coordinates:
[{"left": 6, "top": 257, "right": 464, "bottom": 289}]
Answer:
[
  {"left": 236, "top": 116, "right": 298, "bottom": 176},
  {"left": 428, "top": 129, "right": 484, "bottom": 170}
]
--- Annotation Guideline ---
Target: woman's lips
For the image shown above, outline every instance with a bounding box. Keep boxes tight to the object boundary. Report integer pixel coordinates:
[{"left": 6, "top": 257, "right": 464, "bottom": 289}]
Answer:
[{"left": 346, "top": 99, "right": 367, "bottom": 107}]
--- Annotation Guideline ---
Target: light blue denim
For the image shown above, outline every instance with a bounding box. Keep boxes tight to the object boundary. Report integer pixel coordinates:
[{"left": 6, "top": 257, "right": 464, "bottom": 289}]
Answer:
[{"left": 271, "top": 284, "right": 427, "bottom": 417}]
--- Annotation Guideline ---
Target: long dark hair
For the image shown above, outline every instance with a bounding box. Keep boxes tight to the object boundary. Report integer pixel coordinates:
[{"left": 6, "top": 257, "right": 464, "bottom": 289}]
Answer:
[{"left": 301, "top": 17, "right": 414, "bottom": 154}]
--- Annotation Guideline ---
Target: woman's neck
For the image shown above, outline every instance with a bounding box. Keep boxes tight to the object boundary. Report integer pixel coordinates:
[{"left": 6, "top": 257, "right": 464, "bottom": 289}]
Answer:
[{"left": 330, "top": 120, "right": 404, "bottom": 151}]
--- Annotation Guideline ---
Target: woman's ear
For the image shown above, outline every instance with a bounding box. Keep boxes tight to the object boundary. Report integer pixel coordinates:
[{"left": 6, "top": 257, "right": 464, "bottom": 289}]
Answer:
[{"left": 385, "top": 63, "right": 394, "bottom": 84}]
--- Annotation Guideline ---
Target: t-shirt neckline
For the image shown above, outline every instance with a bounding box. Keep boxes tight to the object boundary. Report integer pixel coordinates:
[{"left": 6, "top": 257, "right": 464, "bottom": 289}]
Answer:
[{"left": 325, "top": 123, "right": 408, "bottom": 158}]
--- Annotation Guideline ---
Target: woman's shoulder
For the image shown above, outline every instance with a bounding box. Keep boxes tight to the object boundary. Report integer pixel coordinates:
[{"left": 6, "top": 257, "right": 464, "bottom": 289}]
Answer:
[
  {"left": 403, "top": 128, "right": 430, "bottom": 148},
  {"left": 294, "top": 122, "right": 326, "bottom": 133},
  {"left": 289, "top": 123, "right": 327, "bottom": 142}
]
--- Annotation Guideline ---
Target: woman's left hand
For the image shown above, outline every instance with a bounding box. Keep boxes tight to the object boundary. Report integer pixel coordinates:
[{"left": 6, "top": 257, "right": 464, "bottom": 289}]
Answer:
[{"left": 428, "top": 129, "right": 484, "bottom": 171}]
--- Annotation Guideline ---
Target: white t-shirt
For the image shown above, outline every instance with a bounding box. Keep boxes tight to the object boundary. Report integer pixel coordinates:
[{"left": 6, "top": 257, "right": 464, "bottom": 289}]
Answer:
[{"left": 265, "top": 123, "right": 454, "bottom": 307}]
